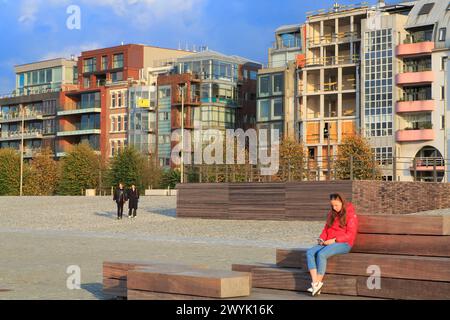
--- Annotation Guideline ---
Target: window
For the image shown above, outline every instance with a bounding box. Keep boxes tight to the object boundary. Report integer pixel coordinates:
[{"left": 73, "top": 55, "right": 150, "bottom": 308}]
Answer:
[
  {"left": 83, "top": 58, "right": 96, "bottom": 73},
  {"left": 111, "top": 71, "right": 123, "bottom": 82},
  {"left": 448, "top": 2, "right": 450, "bottom": 10},
  {"left": 259, "top": 76, "right": 270, "bottom": 96},
  {"left": 249, "top": 71, "right": 257, "bottom": 80},
  {"left": 111, "top": 117, "right": 117, "bottom": 132},
  {"left": 439, "top": 28, "right": 446, "bottom": 42},
  {"left": 273, "top": 74, "right": 283, "bottom": 94},
  {"left": 124, "top": 115, "right": 128, "bottom": 131},
  {"left": 442, "top": 57, "right": 448, "bottom": 71},
  {"left": 111, "top": 93, "right": 116, "bottom": 108},
  {"left": 111, "top": 141, "right": 115, "bottom": 157},
  {"left": 308, "top": 148, "right": 315, "bottom": 160},
  {"left": 273, "top": 99, "right": 283, "bottom": 119},
  {"left": 258, "top": 100, "right": 270, "bottom": 121},
  {"left": 118, "top": 115, "right": 122, "bottom": 131},
  {"left": 442, "top": 115, "right": 445, "bottom": 130},
  {"left": 418, "top": 3, "right": 434, "bottom": 15},
  {"left": 118, "top": 92, "right": 123, "bottom": 107},
  {"left": 442, "top": 86, "right": 445, "bottom": 100},
  {"left": 101, "top": 56, "right": 108, "bottom": 70},
  {"left": 83, "top": 76, "right": 90, "bottom": 88},
  {"left": 113, "top": 53, "right": 124, "bottom": 68}
]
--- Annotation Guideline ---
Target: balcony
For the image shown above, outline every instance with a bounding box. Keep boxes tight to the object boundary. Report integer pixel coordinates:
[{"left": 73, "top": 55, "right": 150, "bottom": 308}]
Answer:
[
  {"left": 23, "top": 148, "right": 42, "bottom": 158},
  {"left": 173, "top": 96, "right": 201, "bottom": 106},
  {"left": 57, "top": 102, "right": 102, "bottom": 116},
  {"left": 410, "top": 157, "right": 445, "bottom": 172},
  {"left": 0, "top": 129, "right": 43, "bottom": 141},
  {"left": 396, "top": 42, "right": 434, "bottom": 57},
  {"left": 304, "top": 55, "right": 359, "bottom": 68},
  {"left": 0, "top": 111, "right": 43, "bottom": 123},
  {"left": 396, "top": 128, "right": 434, "bottom": 142},
  {"left": 396, "top": 71, "right": 434, "bottom": 86},
  {"left": 396, "top": 100, "right": 435, "bottom": 113},
  {"left": 201, "top": 97, "right": 238, "bottom": 107},
  {"left": 307, "top": 31, "right": 360, "bottom": 47},
  {"left": 57, "top": 128, "right": 101, "bottom": 137}
]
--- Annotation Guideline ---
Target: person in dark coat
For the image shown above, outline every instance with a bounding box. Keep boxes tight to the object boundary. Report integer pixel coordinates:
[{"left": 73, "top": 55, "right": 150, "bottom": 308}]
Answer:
[
  {"left": 113, "top": 183, "right": 127, "bottom": 220},
  {"left": 127, "top": 184, "right": 139, "bottom": 218}
]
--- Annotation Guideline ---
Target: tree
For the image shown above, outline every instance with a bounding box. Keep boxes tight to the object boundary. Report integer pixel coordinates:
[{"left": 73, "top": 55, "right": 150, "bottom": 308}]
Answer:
[
  {"left": 160, "top": 169, "right": 181, "bottom": 189},
  {"left": 57, "top": 143, "right": 101, "bottom": 195},
  {"left": 0, "top": 148, "right": 20, "bottom": 196},
  {"left": 107, "top": 146, "right": 161, "bottom": 190},
  {"left": 276, "top": 138, "right": 308, "bottom": 181},
  {"left": 23, "top": 148, "right": 59, "bottom": 195},
  {"left": 334, "top": 135, "right": 382, "bottom": 180}
]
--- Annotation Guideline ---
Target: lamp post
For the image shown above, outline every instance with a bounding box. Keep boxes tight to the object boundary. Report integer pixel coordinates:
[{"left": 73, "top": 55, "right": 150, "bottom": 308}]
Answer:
[
  {"left": 180, "top": 84, "right": 185, "bottom": 183},
  {"left": 19, "top": 103, "right": 24, "bottom": 196}
]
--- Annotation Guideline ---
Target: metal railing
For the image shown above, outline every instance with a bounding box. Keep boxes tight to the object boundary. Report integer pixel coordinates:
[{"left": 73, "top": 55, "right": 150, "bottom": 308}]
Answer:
[
  {"left": 180, "top": 155, "right": 450, "bottom": 183},
  {"left": 306, "top": 31, "right": 360, "bottom": 46},
  {"left": 305, "top": 55, "right": 360, "bottom": 67}
]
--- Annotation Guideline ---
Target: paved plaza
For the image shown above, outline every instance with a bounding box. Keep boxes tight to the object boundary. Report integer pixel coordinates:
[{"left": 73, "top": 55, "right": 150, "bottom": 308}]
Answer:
[{"left": 0, "top": 196, "right": 325, "bottom": 300}]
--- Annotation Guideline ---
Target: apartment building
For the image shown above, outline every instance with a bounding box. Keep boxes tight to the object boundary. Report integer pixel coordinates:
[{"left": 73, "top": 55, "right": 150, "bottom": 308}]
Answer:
[
  {"left": 0, "top": 58, "right": 78, "bottom": 158},
  {"left": 57, "top": 44, "right": 191, "bottom": 160},
  {"left": 156, "top": 50, "right": 261, "bottom": 168},
  {"left": 297, "top": 4, "right": 368, "bottom": 179},
  {"left": 257, "top": 24, "right": 304, "bottom": 141},
  {"left": 360, "top": 0, "right": 450, "bottom": 182}
]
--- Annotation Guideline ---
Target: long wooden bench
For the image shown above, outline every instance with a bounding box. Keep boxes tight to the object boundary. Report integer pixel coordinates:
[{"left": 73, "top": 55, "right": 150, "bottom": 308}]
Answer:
[
  {"left": 102, "top": 261, "right": 209, "bottom": 299},
  {"left": 232, "top": 215, "right": 450, "bottom": 300},
  {"left": 127, "top": 265, "right": 251, "bottom": 299}
]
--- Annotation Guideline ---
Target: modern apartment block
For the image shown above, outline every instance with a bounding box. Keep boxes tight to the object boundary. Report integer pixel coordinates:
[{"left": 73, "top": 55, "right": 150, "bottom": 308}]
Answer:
[
  {"left": 0, "top": 58, "right": 78, "bottom": 158},
  {"left": 296, "top": 4, "right": 367, "bottom": 179},
  {"left": 156, "top": 50, "right": 261, "bottom": 168},
  {"left": 57, "top": 44, "right": 191, "bottom": 159},
  {"left": 257, "top": 24, "right": 304, "bottom": 141},
  {"left": 360, "top": 0, "right": 450, "bottom": 182}
]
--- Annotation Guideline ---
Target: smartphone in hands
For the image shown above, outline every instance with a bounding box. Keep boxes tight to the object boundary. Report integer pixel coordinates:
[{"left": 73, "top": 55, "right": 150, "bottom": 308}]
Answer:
[{"left": 317, "top": 238, "right": 324, "bottom": 245}]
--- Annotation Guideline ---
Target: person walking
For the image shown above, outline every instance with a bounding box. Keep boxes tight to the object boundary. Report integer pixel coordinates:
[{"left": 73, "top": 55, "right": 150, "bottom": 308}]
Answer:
[
  {"left": 127, "top": 184, "right": 139, "bottom": 219},
  {"left": 113, "top": 183, "right": 127, "bottom": 220}
]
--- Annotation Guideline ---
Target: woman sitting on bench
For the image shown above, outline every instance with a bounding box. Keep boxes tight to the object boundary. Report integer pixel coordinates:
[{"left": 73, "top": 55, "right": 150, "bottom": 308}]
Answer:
[{"left": 306, "top": 193, "right": 358, "bottom": 296}]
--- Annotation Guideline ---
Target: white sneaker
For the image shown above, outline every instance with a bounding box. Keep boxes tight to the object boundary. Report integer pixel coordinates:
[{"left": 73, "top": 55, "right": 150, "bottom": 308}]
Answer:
[
  {"left": 307, "top": 282, "right": 314, "bottom": 293},
  {"left": 312, "top": 282, "right": 323, "bottom": 296}
]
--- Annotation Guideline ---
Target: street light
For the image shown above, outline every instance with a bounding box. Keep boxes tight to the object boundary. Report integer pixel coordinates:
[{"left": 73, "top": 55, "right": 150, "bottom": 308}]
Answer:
[
  {"left": 19, "top": 103, "right": 24, "bottom": 196},
  {"left": 180, "top": 83, "right": 186, "bottom": 183}
]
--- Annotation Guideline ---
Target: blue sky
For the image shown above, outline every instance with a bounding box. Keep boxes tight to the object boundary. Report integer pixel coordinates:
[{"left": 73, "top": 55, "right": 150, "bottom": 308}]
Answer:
[{"left": 0, "top": 0, "right": 376, "bottom": 93}]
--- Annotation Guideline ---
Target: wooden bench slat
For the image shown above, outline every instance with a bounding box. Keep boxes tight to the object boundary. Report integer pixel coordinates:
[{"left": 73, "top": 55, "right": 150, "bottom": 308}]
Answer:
[{"left": 276, "top": 248, "right": 450, "bottom": 282}]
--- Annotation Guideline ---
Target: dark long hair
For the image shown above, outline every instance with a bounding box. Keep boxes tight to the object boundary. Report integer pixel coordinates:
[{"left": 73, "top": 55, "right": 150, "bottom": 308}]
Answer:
[{"left": 327, "top": 193, "right": 348, "bottom": 228}]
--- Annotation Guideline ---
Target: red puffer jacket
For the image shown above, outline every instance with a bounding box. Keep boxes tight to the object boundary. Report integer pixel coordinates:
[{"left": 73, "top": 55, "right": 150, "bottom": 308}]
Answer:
[{"left": 319, "top": 202, "right": 358, "bottom": 247}]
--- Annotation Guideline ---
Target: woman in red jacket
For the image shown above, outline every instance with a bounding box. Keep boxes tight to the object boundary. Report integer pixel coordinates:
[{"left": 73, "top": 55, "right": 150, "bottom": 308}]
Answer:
[{"left": 306, "top": 193, "right": 358, "bottom": 296}]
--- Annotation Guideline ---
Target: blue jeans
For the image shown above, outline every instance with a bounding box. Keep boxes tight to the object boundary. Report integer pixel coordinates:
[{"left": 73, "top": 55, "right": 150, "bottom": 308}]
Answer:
[{"left": 306, "top": 243, "right": 351, "bottom": 276}]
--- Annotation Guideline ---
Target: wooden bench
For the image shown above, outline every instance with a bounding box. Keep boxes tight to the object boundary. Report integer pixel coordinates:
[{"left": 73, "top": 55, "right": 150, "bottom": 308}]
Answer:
[
  {"left": 127, "top": 265, "right": 251, "bottom": 299},
  {"left": 233, "top": 215, "right": 450, "bottom": 300},
  {"left": 103, "top": 261, "right": 251, "bottom": 300},
  {"left": 103, "top": 261, "right": 209, "bottom": 299}
]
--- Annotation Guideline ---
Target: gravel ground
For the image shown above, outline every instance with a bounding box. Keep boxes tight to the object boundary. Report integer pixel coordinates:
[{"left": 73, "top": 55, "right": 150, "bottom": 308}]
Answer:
[
  {"left": 0, "top": 196, "right": 324, "bottom": 248},
  {"left": 0, "top": 196, "right": 324, "bottom": 300}
]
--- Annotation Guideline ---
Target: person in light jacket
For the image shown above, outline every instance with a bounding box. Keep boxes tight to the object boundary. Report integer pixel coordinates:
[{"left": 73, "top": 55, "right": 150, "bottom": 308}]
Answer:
[
  {"left": 127, "top": 184, "right": 140, "bottom": 219},
  {"left": 306, "top": 192, "right": 358, "bottom": 296},
  {"left": 113, "top": 183, "right": 127, "bottom": 220}
]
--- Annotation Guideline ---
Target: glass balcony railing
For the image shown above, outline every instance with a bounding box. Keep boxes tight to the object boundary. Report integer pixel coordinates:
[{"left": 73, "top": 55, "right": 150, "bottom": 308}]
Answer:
[
  {"left": 0, "top": 129, "right": 43, "bottom": 140},
  {"left": 0, "top": 110, "right": 43, "bottom": 122},
  {"left": 402, "top": 63, "right": 432, "bottom": 73},
  {"left": 404, "top": 31, "right": 433, "bottom": 44}
]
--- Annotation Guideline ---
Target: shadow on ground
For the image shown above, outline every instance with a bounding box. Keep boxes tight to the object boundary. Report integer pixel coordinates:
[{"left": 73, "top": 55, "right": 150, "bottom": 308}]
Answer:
[
  {"left": 145, "top": 208, "right": 176, "bottom": 218},
  {"left": 81, "top": 283, "right": 108, "bottom": 300}
]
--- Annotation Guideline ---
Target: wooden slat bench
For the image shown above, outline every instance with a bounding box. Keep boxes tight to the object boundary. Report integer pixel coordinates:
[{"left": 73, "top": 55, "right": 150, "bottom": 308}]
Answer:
[
  {"left": 232, "top": 215, "right": 450, "bottom": 300},
  {"left": 103, "top": 261, "right": 208, "bottom": 299},
  {"left": 127, "top": 265, "right": 251, "bottom": 299}
]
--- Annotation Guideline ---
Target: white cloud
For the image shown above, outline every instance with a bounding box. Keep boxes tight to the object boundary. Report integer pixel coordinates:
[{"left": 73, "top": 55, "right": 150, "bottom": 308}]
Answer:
[
  {"left": 41, "top": 43, "right": 103, "bottom": 60},
  {"left": 18, "top": 0, "right": 206, "bottom": 28}
]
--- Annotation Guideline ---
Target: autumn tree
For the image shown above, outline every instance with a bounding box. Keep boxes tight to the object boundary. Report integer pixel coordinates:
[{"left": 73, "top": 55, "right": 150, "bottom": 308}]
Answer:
[
  {"left": 23, "top": 148, "right": 59, "bottom": 195},
  {"left": 276, "top": 138, "right": 308, "bottom": 181},
  {"left": 0, "top": 148, "right": 20, "bottom": 196},
  {"left": 56, "top": 143, "right": 101, "bottom": 195},
  {"left": 334, "top": 135, "right": 382, "bottom": 180}
]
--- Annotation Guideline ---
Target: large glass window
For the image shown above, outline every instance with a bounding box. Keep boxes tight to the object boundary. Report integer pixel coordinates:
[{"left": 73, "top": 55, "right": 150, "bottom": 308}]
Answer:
[
  {"left": 83, "top": 58, "right": 97, "bottom": 73},
  {"left": 273, "top": 74, "right": 284, "bottom": 94},
  {"left": 113, "top": 53, "right": 124, "bottom": 69},
  {"left": 258, "top": 100, "right": 270, "bottom": 121},
  {"left": 259, "top": 76, "right": 270, "bottom": 96},
  {"left": 273, "top": 98, "right": 283, "bottom": 119}
]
